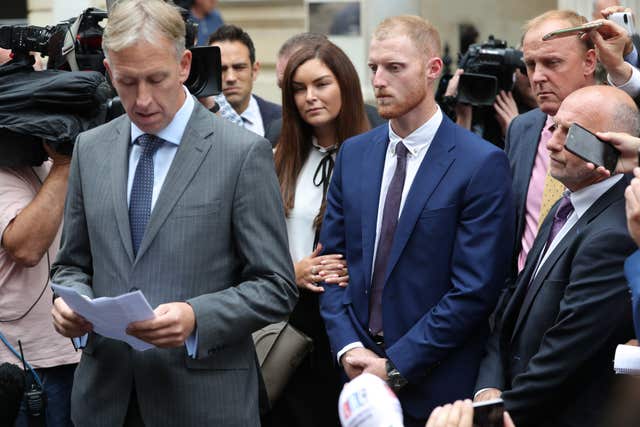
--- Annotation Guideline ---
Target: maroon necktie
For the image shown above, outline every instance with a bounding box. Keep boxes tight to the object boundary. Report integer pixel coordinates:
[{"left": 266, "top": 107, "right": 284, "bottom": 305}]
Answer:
[
  {"left": 546, "top": 193, "right": 573, "bottom": 249},
  {"left": 369, "top": 142, "right": 408, "bottom": 335},
  {"left": 527, "top": 193, "right": 573, "bottom": 292}
]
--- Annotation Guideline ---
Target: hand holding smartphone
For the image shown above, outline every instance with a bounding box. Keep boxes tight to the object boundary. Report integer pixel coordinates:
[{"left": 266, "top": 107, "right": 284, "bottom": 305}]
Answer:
[
  {"left": 608, "top": 12, "right": 635, "bottom": 35},
  {"left": 565, "top": 123, "right": 620, "bottom": 173},
  {"left": 473, "top": 398, "right": 504, "bottom": 427},
  {"left": 542, "top": 21, "right": 604, "bottom": 41}
]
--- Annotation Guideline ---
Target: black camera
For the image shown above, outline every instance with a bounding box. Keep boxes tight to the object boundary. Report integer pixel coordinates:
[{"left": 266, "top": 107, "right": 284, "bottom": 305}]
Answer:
[
  {"left": 457, "top": 36, "right": 525, "bottom": 106},
  {"left": 0, "top": 3, "right": 221, "bottom": 168}
]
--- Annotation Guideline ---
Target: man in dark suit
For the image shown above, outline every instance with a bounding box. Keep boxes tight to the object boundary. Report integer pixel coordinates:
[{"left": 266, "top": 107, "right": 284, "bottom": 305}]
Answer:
[
  {"left": 50, "top": 1, "right": 297, "bottom": 425},
  {"left": 318, "top": 15, "right": 514, "bottom": 427},
  {"left": 475, "top": 85, "right": 639, "bottom": 427},
  {"left": 506, "top": 10, "right": 637, "bottom": 282},
  {"left": 208, "top": 24, "right": 281, "bottom": 137}
]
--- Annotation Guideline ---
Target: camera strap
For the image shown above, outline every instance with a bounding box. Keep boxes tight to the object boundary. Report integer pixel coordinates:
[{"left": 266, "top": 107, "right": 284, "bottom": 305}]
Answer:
[{"left": 62, "top": 12, "right": 83, "bottom": 72}]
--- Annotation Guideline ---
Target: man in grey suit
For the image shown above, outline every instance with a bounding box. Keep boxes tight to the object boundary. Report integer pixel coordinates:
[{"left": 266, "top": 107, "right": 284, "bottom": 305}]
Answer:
[{"left": 50, "top": 1, "right": 297, "bottom": 425}]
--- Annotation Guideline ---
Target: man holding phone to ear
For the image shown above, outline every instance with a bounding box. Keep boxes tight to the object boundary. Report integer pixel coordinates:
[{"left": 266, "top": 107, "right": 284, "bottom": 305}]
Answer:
[
  {"left": 504, "top": 10, "right": 640, "bottom": 289},
  {"left": 475, "top": 85, "right": 638, "bottom": 427}
]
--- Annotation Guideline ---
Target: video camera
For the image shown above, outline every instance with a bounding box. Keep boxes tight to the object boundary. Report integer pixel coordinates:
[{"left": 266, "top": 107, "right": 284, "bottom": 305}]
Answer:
[
  {"left": 0, "top": 2, "right": 221, "bottom": 167},
  {"left": 457, "top": 36, "right": 525, "bottom": 106}
]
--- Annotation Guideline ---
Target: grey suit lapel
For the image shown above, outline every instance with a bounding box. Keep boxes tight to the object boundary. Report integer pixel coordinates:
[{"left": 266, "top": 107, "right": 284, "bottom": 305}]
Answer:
[
  {"left": 135, "top": 102, "right": 215, "bottom": 261},
  {"left": 110, "top": 117, "right": 135, "bottom": 263}
]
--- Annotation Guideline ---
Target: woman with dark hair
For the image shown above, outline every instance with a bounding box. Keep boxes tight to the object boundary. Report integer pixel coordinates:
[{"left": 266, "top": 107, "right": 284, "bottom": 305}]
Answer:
[{"left": 266, "top": 41, "right": 370, "bottom": 427}]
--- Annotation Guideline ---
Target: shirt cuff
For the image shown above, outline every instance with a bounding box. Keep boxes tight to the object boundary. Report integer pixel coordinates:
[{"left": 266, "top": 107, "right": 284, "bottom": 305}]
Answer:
[
  {"left": 625, "top": 45, "right": 639, "bottom": 68},
  {"left": 337, "top": 341, "right": 364, "bottom": 365},
  {"left": 185, "top": 327, "right": 198, "bottom": 359},
  {"left": 474, "top": 388, "right": 496, "bottom": 399},
  {"left": 73, "top": 334, "right": 88, "bottom": 349},
  {"left": 608, "top": 64, "right": 640, "bottom": 98}
]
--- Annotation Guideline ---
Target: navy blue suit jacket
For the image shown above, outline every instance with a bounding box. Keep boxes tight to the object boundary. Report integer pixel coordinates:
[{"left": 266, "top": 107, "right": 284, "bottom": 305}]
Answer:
[
  {"left": 254, "top": 95, "right": 281, "bottom": 135},
  {"left": 318, "top": 116, "right": 515, "bottom": 419}
]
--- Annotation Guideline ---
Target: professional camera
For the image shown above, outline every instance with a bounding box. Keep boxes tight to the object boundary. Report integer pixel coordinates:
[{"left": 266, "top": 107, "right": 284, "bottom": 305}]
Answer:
[
  {"left": 457, "top": 36, "right": 525, "bottom": 106},
  {"left": 0, "top": 3, "right": 221, "bottom": 167}
]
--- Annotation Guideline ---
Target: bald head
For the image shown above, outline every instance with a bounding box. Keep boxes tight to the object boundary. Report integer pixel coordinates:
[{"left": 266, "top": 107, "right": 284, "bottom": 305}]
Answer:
[
  {"left": 564, "top": 85, "right": 639, "bottom": 135},
  {"left": 547, "top": 85, "right": 639, "bottom": 190}
]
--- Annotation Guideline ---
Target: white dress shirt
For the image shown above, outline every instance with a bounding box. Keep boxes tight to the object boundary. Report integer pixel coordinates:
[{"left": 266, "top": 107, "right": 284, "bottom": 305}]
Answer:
[
  {"left": 337, "top": 107, "right": 444, "bottom": 363},
  {"left": 240, "top": 95, "right": 265, "bottom": 137}
]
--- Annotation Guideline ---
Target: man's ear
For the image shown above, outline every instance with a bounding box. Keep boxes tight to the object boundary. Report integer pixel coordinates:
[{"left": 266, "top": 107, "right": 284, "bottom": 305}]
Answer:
[
  {"left": 584, "top": 48, "right": 598, "bottom": 77},
  {"left": 103, "top": 58, "right": 113, "bottom": 82},
  {"left": 179, "top": 49, "right": 193, "bottom": 84},
  {"left": 252, "top": 60, "right": 261, "bottom": 82},
  {"left": 426, "top": 57, "right": 443, "bottom": 81}
]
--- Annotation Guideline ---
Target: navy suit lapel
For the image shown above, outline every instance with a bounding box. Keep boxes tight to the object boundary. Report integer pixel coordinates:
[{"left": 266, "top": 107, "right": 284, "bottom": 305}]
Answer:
[
  {"left": 110, "top": 117, "right": 135, "bottom": 264},
  {"left": 361, "top": 127, "right": 389, "bottom": 288},
  {"left": 383, "top": 116, "right": 456, "bottom": 284},
  {"left": 135, "top": 103, "right": 215, "bottom": 261}
]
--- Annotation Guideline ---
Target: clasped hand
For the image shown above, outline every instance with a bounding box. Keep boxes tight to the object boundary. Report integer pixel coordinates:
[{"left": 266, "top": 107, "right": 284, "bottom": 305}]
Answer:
[{"left": 295, "top": 243, "right": 349, "bottom": 292}]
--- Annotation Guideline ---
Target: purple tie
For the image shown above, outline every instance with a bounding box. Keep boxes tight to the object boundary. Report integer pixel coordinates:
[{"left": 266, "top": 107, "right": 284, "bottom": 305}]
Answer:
[
  {"left": 369, "top": 141, "right": 409, "bottom": 335},
  {"left": 546, "top": 193, "right": 573, "bottom": 248},
  {"left": 526, "top": 193, "right": 573, "bottom": 293}
]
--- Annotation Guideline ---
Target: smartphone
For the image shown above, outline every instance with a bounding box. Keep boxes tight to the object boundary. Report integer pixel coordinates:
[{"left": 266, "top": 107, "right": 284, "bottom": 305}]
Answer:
[
  {"left": 565, "top": 123, "right": 620, "bottom": 173},
  {"left": 542, "top": 21, "right": 604, "bottom": 41},
  {"left": 473, "top": 399, "right": 504, "bottom": 427},
  {"left": 608, "top": 12, "right": 635, "bottom": 35}
]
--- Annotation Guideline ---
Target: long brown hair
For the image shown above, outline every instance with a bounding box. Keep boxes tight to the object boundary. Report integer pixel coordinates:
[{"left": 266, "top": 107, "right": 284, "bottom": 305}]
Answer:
[{"left": 274, "top": 41, "right": 370, "bottom": 230}]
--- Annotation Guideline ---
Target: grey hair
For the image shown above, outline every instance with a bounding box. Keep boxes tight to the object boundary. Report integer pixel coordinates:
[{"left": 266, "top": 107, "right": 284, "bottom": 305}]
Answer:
[
  {"left": 102, "top": 0, "right": 186, "bottom": 60},
  {"left": 612, "top": 102, "right": 640, "bottom": 137}
]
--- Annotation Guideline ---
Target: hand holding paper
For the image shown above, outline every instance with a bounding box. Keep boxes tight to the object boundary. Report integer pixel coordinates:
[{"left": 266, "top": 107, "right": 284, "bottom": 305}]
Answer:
[
  {"left": 126, "top": 302, "right": 196, "bottom": 348},
  {"left": 51, "top": 284, "right": 156, "bottom": 351}
]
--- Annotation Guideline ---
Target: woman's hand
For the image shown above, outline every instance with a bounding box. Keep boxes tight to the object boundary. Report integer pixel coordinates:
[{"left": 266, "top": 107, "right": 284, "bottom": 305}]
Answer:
[{"left": 294, "top": 243, "right": 349, "bottom": 292}]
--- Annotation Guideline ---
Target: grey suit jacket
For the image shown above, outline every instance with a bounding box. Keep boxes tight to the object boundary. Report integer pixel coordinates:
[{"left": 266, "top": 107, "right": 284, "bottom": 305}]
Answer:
[
  {"left": 51, "top": 101, "right": 297, "bottom": 426},
  {"left": 504, "top": 108, "right": 547, "bottom": 282}
]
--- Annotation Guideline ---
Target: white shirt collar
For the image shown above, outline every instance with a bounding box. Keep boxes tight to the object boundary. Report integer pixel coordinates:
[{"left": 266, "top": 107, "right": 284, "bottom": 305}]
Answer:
[
  {"left": 569, "top": 174, "right": 624, "bottom": 219},
  {"left": 241, "top": 95, "right": 261, "bottom": 126},
  {"left": 387, "top": 106, "right": 443, "bottom": 156},
  {"left": 130, "top": 85, "right": 195, "bottom": 146},
  {"left": 311, "top": 136, "right": 338, "bottom": 153}
]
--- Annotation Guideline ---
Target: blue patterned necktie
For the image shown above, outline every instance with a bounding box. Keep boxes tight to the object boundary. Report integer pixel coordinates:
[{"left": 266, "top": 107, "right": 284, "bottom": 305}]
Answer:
[
  {"left": 129, "top": 134, "right": 164, "bottom": 256},
  {"left": 369, "top": 141, "right": 409, "bottom": 335}
]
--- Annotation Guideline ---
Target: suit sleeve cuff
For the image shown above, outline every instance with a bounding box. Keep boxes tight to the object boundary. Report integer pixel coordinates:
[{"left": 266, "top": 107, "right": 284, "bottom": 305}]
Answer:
[
  {"left": 337, "top": 341, "right": 364, "bottom": 365},
  {"left": 186, "top": 327, "right": 198, "bottom": 359}
]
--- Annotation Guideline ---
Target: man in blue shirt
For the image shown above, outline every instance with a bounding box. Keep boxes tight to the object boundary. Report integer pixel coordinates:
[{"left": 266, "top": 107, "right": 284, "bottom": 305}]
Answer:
[{"left": 189, "top": 0, "right": 224, "bottom": 46}]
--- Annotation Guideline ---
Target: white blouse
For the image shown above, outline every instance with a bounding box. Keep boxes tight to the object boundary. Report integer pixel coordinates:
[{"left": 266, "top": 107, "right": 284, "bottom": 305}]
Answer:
[{"left": 285, "top": 141, "right": 337, "bottom": 263}]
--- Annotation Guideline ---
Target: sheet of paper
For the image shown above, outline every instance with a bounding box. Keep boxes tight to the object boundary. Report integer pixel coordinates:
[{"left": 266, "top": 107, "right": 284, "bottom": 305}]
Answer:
[
  {"left": 51, "top": 284, "right": 156, "bottom": 351},
  {"left": 614, "top": 344, "right": 640, "bottom": 375}
]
